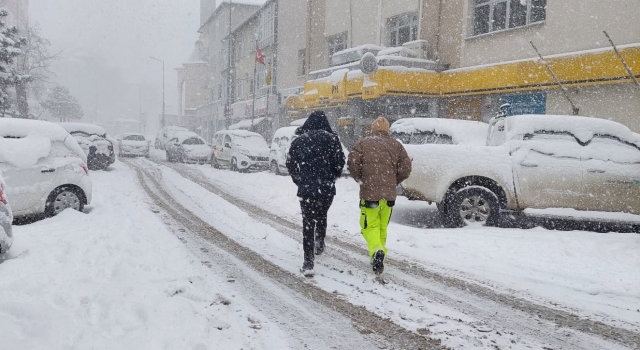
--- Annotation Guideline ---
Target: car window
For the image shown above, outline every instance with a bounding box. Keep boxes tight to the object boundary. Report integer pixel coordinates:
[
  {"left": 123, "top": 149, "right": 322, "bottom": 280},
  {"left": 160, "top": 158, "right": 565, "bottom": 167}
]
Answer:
[
  {"left": 49, "top": 141, "right": 75, "bottom": 158},
  {"left": 521, "top": 131, "right": 583, "bottom": 160},
  {"left": 224, "top": 135, "right": 231, "bottom": 144},
  {"left": 273, "top": 137, "right": 279, "bottom": 145},
  {"left": 183, "top": 137, "right": 205, "bottom": 145},
  {"left": 584, "top": 135, "right": 640, "bottom": 163}
]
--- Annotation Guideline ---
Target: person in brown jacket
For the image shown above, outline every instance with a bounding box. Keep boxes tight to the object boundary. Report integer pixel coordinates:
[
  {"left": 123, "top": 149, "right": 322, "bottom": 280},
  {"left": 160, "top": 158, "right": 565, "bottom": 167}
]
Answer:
[{"left": 347, "top": 116, "right": 412, "bottom": 275}]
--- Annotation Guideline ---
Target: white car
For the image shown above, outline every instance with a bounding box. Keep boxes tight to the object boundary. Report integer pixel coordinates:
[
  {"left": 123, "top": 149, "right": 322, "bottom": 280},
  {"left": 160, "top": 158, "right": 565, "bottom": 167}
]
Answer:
[
  {"left": 0, "top": 171, "right": 13, "bottom": 255},
  {"left": 118, "top": 133, "right": 150, "bottom": 158},
  {"left": 155, "top": 126, "right": 188, "bottom": 150},
  {"left": 0, "top": 119, "right": 93, "bottom": 218},
  {"left": 401, "top": 114, "right": 640, "bottom": 227},
  {"left": 165, "top": 132, "right": 210, "bottom": 164},
  {"left": 211, "top": 130, "right": 270, "bottom": 172},
  {"left": 390, "top": 118, "right": 489, "bottom": 146},
  {"left": 59, "top": 122, "right": 116, "bottom": 170},
  {"left": 269, "top": 126, "right": 299, "bottom": 175}
]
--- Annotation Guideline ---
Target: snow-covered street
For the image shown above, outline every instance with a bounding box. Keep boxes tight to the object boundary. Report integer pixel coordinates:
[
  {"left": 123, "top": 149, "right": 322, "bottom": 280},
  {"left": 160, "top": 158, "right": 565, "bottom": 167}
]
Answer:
[{"left": 3, "top": 150, "right": 637, "bottom": 349}]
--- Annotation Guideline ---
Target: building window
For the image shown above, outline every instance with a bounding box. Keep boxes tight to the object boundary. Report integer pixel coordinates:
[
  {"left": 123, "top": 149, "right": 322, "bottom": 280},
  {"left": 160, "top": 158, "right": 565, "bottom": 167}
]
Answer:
[
  {"left": 472, "top": 0, "right": 546, "bottom": 36},
  {"left": 388, "top": 12, "right": 418, "bottom": 47},
  {"left": 298, "top": 49, "right": 306, "bottom": 76},
  {"left": 257, "top": 2, "right": 276, "bottom": 49},
  {"left": 237, "top": 76, "right": 247, "bottom": 100},
  {"left": 327, "top": 32, "right": 348, "bottom": 63}
]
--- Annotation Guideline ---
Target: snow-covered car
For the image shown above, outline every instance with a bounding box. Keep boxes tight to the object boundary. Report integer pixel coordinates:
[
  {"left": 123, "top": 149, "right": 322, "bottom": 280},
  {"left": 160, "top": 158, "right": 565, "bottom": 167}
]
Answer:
[
  {"left": 401, "top": 114, "right": 640, "bottom": 227},
  {"left": 269, "top": 126, "right": 299, "bottom": 175},
  {"left": 0, "top": 119, "right": 92, "bottom": 219},
  {"left": 118, "top": 133, "right": 150, "bottom": 158},
  {"left": 211, "top": 130, "right": 270, "bottom": 172},
  {"left": 390, "top": 117, "right": 489, "bottom": 146},
  {"left": 59, "top": 122, "right": 116, "bottom": 170},
  {"left": 0, "top": 171, "right": 13, "bottom": 255},
  {"left": 165, "top": 132, "right": 210, "bottom": 164},
  {"left": 155, "top": 126, "right": 188, "bottom": 150}
]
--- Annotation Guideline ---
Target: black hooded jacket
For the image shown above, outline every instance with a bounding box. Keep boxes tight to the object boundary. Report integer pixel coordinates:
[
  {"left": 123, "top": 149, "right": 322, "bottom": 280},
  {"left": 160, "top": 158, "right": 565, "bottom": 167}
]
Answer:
[{"left": 286, "top": 111, "right": 345, "bottom": 198}]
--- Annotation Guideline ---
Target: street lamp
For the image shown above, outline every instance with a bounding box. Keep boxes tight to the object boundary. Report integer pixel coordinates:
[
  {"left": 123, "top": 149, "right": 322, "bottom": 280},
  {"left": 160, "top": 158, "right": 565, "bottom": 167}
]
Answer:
[
  {"left": 149, "top": 56, "right": 165, "bottom": 127},
  {"left": 129, "top": 83, "right": 143, "bottom": 133}
]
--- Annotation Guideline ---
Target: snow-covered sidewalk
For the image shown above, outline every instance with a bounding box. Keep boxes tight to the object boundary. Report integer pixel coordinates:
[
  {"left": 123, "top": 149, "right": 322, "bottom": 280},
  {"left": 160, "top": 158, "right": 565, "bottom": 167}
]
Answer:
[{"left": 0, "top": 162, "right": 286, "bottom": 350}]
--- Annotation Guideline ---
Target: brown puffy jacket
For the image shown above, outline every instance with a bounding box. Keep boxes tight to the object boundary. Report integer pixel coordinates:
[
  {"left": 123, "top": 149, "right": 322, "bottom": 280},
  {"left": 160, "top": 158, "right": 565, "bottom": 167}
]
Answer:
[{"left": 347, "top": 131, "right": 412, "bottom": 201}]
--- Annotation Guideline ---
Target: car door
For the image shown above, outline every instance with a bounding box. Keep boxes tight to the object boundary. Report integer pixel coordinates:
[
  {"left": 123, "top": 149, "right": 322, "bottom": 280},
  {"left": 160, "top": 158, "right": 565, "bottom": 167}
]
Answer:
[
  {"left": 511, "top": 132, "right": 585, "bottom": 210},
  {"left": 222, "top": 134, "right": 232, "bottom": 164},
  {"left": 0, "top": 147, "right": 59, "bottom": 214},
  {"left": 581, "top": 135, "right": 640, "bottom": 214}
]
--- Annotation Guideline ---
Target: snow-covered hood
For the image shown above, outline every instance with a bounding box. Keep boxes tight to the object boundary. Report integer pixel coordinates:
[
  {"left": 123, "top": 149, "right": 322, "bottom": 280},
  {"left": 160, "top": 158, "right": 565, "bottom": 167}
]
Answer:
[
  {"left": 236, "top": 146, "right": 270, "bottom": 158},
  {"left": 183, "top": 145, "right": 210, "bottom": 157}
]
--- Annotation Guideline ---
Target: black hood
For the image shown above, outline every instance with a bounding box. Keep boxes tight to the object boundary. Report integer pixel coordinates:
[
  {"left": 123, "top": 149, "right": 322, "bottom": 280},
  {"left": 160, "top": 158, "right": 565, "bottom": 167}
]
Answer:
[{"left": 296, "top": 111, "right": 334, "bottom": 135}]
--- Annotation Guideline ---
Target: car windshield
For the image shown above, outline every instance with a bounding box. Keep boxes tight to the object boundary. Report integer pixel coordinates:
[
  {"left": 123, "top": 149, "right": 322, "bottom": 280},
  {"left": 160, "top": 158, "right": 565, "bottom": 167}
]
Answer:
[
  {"left": 123, "top": 135, "right": 145, "bottom": 141},
  {"left": 71, "top": 131, "right": 106, "bottom": 138},
  {"left": 233, "top": 135, "right": 268, "bottom": 148},
  {"left": 183, "top": 137, "right": 205, "bottom": 145}
]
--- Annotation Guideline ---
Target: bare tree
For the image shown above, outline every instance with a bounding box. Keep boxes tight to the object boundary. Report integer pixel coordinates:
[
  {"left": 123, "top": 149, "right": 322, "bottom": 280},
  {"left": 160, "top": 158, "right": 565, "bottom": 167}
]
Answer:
[{"left": 15, "top": 24, "right": 61, "bottom": 119}]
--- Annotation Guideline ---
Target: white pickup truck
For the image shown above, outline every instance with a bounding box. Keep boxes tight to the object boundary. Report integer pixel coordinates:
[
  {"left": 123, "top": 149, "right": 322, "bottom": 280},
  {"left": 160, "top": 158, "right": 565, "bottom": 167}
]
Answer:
[{"left": 400, "top": 114, "right": 640, "bottom": 227}]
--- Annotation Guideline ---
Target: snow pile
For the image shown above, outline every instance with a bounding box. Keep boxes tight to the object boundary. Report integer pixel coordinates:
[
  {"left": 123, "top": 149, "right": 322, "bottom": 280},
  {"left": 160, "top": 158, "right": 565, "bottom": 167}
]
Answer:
[
  {"left": 0, "top": 118, "right": 86, "bottom": 165},
  {"left": 0, "top": 135, "right": 51, "bottom": 168},
  {"left": 507, "top": 115, "right": 640, "bottom": 146},
  {"left": 391, "top": 118, "right": 489, "bottom": 146},
  {"left": 58, "top": 122, "right": 107, "bottom": 137},
  {"left": 0, "top": 163, "right": 283, "bottom": 349}
]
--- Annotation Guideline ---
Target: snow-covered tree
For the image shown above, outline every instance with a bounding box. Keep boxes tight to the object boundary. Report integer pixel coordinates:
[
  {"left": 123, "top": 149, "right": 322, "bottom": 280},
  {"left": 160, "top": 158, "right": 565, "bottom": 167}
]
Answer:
[
  {"left": 0, "top": 8, "right": 28, "bottom": 116},
  {"left": 42, "top": 86, "right": 83, "bottom": 122},
  {"left": 15, "top": 24, "right": 60, "bottom": 119}
]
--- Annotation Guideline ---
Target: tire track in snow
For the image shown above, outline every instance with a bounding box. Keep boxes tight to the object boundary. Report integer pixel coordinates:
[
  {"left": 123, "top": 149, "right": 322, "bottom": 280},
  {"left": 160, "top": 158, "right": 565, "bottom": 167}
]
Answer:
[
  {"left": 148, "top": 158, "right": 640, "bottom": 349},
  {"left": 124, "top": 159, "right": 446, "bottom": 350}
]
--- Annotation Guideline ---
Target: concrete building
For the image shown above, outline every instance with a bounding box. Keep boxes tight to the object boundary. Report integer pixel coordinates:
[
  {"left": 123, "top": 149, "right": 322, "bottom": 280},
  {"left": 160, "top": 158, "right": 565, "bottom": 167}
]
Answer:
[
  {"left": 188, "top": 0, "right": 262, "bottom": 141},
  {"left": 289, "top": 0, "right": 640, "bottom": 145}
]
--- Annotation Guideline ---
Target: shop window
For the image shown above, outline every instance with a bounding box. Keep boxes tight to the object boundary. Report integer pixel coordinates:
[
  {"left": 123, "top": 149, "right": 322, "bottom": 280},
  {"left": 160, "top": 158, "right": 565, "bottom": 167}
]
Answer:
[{"left": 472, "top": 0, "right": 546, "bottom": 36}]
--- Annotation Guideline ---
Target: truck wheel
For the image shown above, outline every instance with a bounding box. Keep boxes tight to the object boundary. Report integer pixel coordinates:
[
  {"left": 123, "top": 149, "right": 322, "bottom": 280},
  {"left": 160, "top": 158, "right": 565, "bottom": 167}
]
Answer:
[{"left": 442, "top": 186, "right": 500, "bottom": 228}]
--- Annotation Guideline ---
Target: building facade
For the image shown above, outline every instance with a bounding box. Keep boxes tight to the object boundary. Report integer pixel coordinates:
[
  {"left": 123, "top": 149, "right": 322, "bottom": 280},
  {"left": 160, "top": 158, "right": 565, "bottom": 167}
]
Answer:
[
  {"left": 288, "top": 0, "right": 640, "bottom": 146},
  {"left": 0, "top": 0, "right": 29, "bottom": 30}
]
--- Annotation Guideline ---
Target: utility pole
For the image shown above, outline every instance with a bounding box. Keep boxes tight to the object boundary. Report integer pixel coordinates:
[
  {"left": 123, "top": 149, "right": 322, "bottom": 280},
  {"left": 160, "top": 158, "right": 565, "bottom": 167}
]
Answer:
[
  {"left": 149, "top": 56, "right": 166, "bottom": 126},
  {"left": 130, "top": 83, "right": 143, "bottom": 132},
  {"left": 225, "top": 0, "right": 233, "bottom": 129}
]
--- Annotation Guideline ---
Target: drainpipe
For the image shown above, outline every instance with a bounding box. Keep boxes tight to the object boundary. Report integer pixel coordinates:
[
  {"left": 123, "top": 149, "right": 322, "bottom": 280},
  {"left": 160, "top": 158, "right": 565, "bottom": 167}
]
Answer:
[
  {"left": 377, "top": 0, "right": 382, "bottom": 45},
  {"left": 417, "top": 0, "right": 424, "bottom": 39},
  {"left": 436, "top": 0, "right": 443, "bottom": 61}
]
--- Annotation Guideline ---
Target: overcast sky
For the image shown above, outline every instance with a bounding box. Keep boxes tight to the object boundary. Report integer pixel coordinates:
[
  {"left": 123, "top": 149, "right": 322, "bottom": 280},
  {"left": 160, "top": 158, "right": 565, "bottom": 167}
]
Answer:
[{"left": 30, "top": 0, "right": 201, "bottom": 130}]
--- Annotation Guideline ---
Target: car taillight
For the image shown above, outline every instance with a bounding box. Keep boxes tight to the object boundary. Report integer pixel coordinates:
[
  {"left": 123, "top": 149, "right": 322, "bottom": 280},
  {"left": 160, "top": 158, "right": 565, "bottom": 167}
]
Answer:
[
  {"left": 81, "top": 164, "right": 89, "bottom": 175},
  {"left": 0, "top": 186, "right": 6, "bottom": 205}
]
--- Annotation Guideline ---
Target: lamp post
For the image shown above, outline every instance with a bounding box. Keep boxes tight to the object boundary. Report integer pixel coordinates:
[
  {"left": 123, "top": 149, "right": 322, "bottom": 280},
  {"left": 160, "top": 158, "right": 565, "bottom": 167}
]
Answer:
[
  {"left": 129, "top": 83, "right": 143, "bottom": 133},
  {"left": 149, "top": 56, "right": 165, "bottom": 127}
]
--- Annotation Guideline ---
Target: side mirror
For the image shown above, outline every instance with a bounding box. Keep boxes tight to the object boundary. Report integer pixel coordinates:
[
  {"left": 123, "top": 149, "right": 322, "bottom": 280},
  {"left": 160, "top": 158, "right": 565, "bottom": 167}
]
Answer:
[{"left": 224, "top": 143, "right": 231, "bottom": 148}]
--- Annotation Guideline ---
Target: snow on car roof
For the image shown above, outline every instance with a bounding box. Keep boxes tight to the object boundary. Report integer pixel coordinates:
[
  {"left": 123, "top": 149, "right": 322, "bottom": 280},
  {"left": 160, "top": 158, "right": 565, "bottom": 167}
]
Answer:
[
  {"left": 390, "top": 118, "right": 489, "bottom": 145},
  {"left": 172, "top": 131, "right": 204, "bottom": 143},
  {"left": 272, "top": 126, "right": 299, "bottom": 138},
  {"left": 59, "top": 122, "right": 107, "bottom": 137},
  {"left": 225, "top": 130, "right": 264, "bottom": 138},
  {"left": 0, "top": 118, "right": 87, "bottom": 166},
  {"left": 506, "top": 115, "right": 640, "bottom": 145}
]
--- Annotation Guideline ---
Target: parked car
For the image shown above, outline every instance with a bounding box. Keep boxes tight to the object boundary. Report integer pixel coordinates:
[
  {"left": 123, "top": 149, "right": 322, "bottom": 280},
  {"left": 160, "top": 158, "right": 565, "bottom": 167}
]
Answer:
[
  {"left": 400, "top": 114, "right": 640, "bottom": 227},
  {"left": 211, "top": 130, "right": 270, "bottom": 172},
  {"left": 0, "top": 171, "right": 13, "bottom": 255},
  {"left": 0, "top": 119, "right": 92, "bottom": 219},
  {"left": 165, "top": 132, "right": 210, "bottom": 164},
  {"left": 155, "top": 126, "right": 188, "bottom": 150},
  {"left": 59, "top": 122, "right": 116, "bottom": 170},
  {"left": 118, "top": 133, "right": 150, "bottom": 158},
  {"left": 390, "top": 118, "right": 489, "bottom": 146},
  {"left": 269, "top": 126, "right": 299, "bottom": 175}
]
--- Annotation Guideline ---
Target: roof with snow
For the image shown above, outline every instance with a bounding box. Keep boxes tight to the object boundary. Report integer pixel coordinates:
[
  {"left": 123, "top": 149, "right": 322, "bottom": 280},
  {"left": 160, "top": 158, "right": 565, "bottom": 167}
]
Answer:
[{"left": 59, "top": 122, "right": 108, "bottom": 137}]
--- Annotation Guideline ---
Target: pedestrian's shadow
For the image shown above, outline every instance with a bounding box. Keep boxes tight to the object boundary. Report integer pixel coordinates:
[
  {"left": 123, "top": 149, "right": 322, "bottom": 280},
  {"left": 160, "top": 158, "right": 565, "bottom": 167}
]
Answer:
[{"left": 391, "top": 202, "right": 444, "bottom": 229}]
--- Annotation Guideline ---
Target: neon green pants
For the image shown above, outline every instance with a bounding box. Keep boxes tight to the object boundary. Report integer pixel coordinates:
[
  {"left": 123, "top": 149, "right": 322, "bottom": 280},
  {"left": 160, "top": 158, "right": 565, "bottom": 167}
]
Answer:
[{"left": 359, "top": 199, "right": 393, "bottom": 258}]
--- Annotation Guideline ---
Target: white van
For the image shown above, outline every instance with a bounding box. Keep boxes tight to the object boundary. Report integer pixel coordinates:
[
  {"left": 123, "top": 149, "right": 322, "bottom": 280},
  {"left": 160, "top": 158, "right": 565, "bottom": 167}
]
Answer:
[{"left": 211, "top": 130, "right": 270, "bottom": 172}]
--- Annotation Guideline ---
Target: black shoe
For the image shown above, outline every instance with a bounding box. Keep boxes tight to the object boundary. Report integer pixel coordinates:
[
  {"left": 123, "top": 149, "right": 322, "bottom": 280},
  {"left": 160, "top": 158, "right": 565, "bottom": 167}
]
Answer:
[
  {"left": 300, "top": 261, "right": 315, "bottom": 277},
  {"left": 314, "top": 239, "right": 325, "bottom": 255},
  {"left": 372, "top": 250, "right": 385, "bottom": 275}
]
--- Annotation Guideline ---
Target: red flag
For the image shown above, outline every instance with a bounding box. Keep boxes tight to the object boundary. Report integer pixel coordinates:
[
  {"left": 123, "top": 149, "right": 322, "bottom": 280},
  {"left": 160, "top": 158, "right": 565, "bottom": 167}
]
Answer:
[{"left": 255, "top": 45, "right": 265, "bottom": 65}]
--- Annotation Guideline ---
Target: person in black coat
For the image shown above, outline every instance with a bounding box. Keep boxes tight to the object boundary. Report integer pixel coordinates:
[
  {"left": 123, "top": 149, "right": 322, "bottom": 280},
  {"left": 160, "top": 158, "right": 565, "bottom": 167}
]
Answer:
[{"left": 286, "top": 110, "right": 345, "bottom": 276}]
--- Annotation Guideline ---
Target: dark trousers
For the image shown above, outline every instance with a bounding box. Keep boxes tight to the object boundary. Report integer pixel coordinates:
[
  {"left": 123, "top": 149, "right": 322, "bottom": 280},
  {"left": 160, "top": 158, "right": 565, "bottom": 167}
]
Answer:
[{"left": 299, "top": 196, "right": 334, "bottom": 264}]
